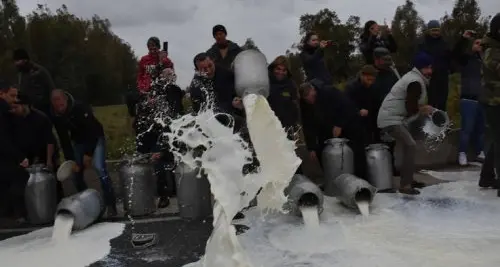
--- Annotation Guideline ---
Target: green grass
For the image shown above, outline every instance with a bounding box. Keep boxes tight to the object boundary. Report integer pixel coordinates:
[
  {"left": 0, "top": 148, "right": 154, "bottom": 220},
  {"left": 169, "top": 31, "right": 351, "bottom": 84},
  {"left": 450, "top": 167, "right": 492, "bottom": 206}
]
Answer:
[
  {"left": 93, "top": 105, "right": 135, "bottom": 160},
  {"left": 96, "top": 77, "right": 462, "bottom": 159}
]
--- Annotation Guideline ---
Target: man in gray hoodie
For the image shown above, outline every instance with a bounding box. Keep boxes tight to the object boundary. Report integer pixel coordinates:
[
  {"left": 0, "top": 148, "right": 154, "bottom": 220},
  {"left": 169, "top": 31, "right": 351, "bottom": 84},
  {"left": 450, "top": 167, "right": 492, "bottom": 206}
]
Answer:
[{"left": 377, "top": 52, "right": 435, "bottom": 195}]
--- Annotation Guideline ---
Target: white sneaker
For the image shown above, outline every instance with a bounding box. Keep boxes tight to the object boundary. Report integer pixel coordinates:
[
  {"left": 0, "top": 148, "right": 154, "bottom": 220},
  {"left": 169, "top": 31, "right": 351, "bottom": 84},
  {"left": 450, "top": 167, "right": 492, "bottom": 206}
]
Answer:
[
  {"left": 458, "top": 152, "right": 468, "bottom": 166},
  {"left": 477, "top": 151, "right": 486, "bottom": 161}
]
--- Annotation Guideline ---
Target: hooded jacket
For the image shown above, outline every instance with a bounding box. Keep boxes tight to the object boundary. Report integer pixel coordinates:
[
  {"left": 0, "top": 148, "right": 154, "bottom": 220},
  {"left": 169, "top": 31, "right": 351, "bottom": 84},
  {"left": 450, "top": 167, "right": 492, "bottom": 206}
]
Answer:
[
  {"left": 300, "top": 46, "right": 333, "bottom": 85},
  {"left": 359, "top": 34, "right": 398, "bottom": 64},
  {"left": 267, "top": 56, "right": 300, "bottom": 128},
  {"left": 206, "top": 41, "right": 242, "bottom": 70},
  {"left": 137, "top": 54, "right": 174, "bottom": 93},
  {"left": 51, "top": 92, "right": 105, "bottom": 158},
  {"left": 480, "top": 34, "right": 500, "bottom": 105},
  {"left": 453, "top": 36, "right": 483, "bottom": 100}
]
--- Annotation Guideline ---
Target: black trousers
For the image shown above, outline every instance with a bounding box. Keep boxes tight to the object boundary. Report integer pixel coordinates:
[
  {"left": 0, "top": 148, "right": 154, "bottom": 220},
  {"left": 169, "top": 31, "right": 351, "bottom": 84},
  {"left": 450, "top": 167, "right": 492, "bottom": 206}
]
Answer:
[
  {"left": 0, "top": 165, "right": 30, "bottom": 218},
  {"left": 480, "top": 105, "right": 500, "bottom": 185}
]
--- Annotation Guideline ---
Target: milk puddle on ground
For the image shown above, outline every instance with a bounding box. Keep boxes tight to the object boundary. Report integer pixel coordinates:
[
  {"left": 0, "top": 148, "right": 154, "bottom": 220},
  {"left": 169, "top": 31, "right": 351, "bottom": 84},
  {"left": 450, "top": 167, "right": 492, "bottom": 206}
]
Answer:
[
  {"left": 299, "top": 206, "right": 320, "bottom": 229},
  {"left": 51, "top": 213, "right": 75, "bottom": 242},
  {"left": 0, "top": 222, "right": 124, "bottom": 267},
  {"left": 356, "top": 201, "right": 370, "bottom": 216}
]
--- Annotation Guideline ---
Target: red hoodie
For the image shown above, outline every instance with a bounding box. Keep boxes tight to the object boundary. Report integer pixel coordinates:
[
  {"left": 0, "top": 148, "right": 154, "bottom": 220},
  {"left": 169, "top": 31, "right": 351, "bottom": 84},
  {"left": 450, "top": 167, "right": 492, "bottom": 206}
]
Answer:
[{"left": 137, "top": 53, "right": 174, "bottom": 93}]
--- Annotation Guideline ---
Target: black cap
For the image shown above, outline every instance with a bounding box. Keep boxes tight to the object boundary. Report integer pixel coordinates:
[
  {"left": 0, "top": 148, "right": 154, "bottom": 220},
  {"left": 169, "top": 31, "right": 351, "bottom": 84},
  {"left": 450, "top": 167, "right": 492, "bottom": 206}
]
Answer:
[
  {"left": 13, "top": 48, "right": 30, "bottom": 61},
  {"left": 212, "top": 24, "right": 227, "bottom": 37}
]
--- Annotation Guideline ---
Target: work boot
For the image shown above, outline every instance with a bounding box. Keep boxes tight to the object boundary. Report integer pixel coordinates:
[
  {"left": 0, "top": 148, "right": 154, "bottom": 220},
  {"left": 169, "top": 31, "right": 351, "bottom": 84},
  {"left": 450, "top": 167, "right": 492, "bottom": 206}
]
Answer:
[
  {"left": 399, "top": 186, "right": 420, "bottom": 195},
  {"left": 158, "top": 196, "right": 170, "bottom": 209},
  {"left": 411, "top": 181, "right": 426, "bottom": 189}
]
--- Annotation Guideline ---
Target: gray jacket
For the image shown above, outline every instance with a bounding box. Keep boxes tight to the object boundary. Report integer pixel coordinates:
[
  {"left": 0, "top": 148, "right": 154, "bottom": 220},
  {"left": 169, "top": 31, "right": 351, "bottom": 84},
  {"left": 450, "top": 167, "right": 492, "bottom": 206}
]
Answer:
[{"left": 377, "top": 68, "right": 429, "bottom": 128}]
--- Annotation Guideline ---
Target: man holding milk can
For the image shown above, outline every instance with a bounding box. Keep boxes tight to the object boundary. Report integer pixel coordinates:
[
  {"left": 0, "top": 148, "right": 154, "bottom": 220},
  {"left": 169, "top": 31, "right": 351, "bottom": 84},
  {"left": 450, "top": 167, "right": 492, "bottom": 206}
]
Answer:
[{"left": 377, "top": 52, "right": 435, "bottom": 195}]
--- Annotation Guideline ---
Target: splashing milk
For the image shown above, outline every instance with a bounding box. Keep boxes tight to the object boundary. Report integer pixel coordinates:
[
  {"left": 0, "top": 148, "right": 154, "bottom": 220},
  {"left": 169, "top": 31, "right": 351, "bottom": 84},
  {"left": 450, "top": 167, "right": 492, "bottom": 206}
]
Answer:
[
  {"left": 299, "top": 206, "right": 320, "bottom": 229},
  {"left": 161, "top": 90, "right": 300, "bottom": 266},
  {"left": 356, "top": 201, "right": 370, "bottom": 216},
  {"left": 51, "top": 213, "right": 75, "bottom": 242}
]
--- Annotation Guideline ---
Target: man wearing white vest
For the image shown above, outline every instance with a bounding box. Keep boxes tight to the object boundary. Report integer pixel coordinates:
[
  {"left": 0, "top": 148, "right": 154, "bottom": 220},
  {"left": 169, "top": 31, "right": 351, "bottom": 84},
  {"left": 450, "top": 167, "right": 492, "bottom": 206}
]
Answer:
[{"left": 377, "top": 52, "right": 435, "bottom": 195}]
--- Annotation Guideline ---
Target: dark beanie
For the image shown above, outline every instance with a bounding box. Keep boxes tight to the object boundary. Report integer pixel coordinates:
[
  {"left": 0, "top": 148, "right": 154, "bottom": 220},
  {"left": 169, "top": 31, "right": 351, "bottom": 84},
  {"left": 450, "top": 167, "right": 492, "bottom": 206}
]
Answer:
[
  {"left": 360, "top": 65, "right": 378, "bottom": 76},
  {"left": 413, "top": 52, "right": 433, "bottom": 69},
  {"left": 427, "top": 20, "right": 440, "bottom": 29},
  {"left": 13, "top": 48, "right": 30, "bottom": 61},
  {"left": 147, "top": 37, "right": 160, "bottom": 48},
  {"left": 212, "top": 24, "right": 227, "bottom": 37},
  {"left": 490, "top": 13, "right": 500, "bottom": 38}
]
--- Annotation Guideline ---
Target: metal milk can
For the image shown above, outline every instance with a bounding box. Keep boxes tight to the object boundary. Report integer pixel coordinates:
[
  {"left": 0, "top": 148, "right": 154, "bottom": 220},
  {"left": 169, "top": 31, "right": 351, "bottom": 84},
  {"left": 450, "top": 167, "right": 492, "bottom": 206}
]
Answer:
[
  {"left": 24, "top": 164, "right": 58, "bottom": 225},
  {"left": 366, "top": 143, "right": 393, "bottom": 191},
  {"left": 322, "top": 138, "right": 354, "bottom": 196},
  {"left": 233, "top": 49, "right": 270, "bottom": 98},
  {"left": 55, "top": 188, "right": 104, "bottom": 230},
  {"left": 119, "top": 155, "right": 158, "bottom": 216},
  {"left": 175, "top": 163, "right": 212, "bottom": 220},
  {"left": 283, "top": 174, "right": 324, "bottom": 216}
]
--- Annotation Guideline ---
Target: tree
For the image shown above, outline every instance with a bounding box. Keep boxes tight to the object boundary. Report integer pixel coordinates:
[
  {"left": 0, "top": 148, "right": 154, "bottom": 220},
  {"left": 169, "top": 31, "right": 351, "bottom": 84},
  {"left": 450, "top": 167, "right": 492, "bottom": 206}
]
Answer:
[
  {"left": 440, "top": 0, "right": 489, "bottom": 44},
  {"left": 390, "top": 0, "right": 425, "bottom": 72},
  {"left": 242, "top": 37, "right": 260, "bottom": 51},
  {"left": 291, "top": 9, "right": 361, "bottom": 83}
]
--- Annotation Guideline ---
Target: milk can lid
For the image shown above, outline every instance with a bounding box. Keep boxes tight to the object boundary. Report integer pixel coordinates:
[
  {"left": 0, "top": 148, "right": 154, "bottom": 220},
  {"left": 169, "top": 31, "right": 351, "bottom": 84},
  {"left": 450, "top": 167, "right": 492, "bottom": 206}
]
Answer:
[
  {"left": 325, "top": 138, "right": 349, "bottom": 145},
  {"left": 365, "top": 143, "right": 389, "bottom": 151}
]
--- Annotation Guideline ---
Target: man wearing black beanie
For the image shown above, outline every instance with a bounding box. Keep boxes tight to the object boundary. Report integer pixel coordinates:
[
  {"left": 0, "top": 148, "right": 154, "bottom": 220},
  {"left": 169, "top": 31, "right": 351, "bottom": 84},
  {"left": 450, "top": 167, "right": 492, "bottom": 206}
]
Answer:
[
  {"left": 13, "top": 48, "right": 56, "bottom": 116},
  {"left": 206, "top": 24, "right": 242, "bottom": 70},
  {"left": 478, "top": 13, "right": 500, "bottom": 196}
]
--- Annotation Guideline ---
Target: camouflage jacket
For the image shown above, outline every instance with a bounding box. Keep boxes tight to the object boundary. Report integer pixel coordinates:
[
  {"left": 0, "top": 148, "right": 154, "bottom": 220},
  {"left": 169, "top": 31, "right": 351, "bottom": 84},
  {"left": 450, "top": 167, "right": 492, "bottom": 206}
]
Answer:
[{"left": 480, "top": 35, "right": 500, "bottom": 105}]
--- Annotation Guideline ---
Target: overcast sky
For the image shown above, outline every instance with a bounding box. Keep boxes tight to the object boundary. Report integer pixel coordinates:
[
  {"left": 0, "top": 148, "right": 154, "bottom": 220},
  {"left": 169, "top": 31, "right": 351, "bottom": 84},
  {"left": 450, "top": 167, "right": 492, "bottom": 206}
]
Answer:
[{"left": 17, "top": 0, "right": 498, "bottom": 87}]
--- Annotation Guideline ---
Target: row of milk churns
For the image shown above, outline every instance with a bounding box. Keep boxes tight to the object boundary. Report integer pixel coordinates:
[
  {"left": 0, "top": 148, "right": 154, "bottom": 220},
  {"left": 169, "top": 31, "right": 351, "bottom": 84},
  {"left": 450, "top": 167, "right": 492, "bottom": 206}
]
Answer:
[
  {"left": 24, "top": 158, "right": 213, "bottom": 227},
  {"left": 322, "top": 138, "right": 393, "bottom": 193}
]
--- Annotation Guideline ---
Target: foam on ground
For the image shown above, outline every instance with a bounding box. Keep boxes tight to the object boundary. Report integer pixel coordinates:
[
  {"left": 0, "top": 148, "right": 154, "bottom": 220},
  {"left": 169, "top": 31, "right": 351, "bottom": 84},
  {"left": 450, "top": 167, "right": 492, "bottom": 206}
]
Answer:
[{"left": 234, "top": 178, "right": 500, "bottom": 267}]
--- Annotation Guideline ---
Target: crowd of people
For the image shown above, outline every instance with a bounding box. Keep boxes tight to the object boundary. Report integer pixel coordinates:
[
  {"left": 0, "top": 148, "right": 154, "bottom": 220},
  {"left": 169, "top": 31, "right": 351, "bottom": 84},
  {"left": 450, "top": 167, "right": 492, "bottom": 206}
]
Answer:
[{"left": 1, "top": 13, "right": 499, "bottom": 224}]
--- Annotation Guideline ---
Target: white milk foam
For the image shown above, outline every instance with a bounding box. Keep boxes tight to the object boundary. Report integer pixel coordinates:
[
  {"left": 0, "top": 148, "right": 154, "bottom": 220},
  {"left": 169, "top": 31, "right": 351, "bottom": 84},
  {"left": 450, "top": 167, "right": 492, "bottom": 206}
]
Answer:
[
  {"left": 0, "top": 222, "right": 124, "bottom": 267},
  {"left": 234, "top": 173, "right": 500, "bottom": 267},
  {"left": 356, "top": 201, "right": 370, "bottom": 216},
  {"left": 299, "top": 206, "right": 320, "bottom": 229},
  {"left": 163, "top": 93, "right": 300, "bottom": 267},
  {"left": 51, "top": 213, "right": 75, "bottom": 242}
]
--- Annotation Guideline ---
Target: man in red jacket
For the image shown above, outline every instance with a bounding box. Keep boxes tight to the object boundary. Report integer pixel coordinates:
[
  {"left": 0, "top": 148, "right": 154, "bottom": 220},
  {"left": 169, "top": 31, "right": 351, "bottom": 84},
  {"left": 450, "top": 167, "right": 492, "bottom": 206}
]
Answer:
[{"left": 137, "top": 37, "right": 174, "bottom": 94}]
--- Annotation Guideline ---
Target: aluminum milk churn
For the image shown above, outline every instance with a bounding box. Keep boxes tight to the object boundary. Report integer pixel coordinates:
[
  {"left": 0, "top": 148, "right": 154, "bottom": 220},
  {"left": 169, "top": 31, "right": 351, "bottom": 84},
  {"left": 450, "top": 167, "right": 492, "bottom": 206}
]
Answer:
[
  {"left": 175, "top": 163, "right": 212, "bottom": 220},
  {"left": 24, "top": 164, "right": 57, "bottom": 225},
  {"left": 119, "top": 155, "right": 158, "bottom": 216},
  {"left": 233, "top": 49, "right": 270, "bottom": 98},
  {"left": 366, "top": 144, "right": 393, "bottom": 191},
  {"left": 283, "top": 174, "right": 324, "bottom": 216},
  {"left": 322, "top": 138, "right": 354, "bottom": 196},
  {"left": 56, "top": 189, "right": 104, "bottom": 230}
]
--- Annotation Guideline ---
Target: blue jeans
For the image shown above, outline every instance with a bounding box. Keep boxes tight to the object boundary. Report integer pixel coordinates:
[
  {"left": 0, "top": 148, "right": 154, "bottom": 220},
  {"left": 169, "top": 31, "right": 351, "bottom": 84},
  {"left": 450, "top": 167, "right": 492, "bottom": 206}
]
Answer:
[
  {"left": 459, "top": 99, "right": 485, "bottom": 153},
  {"left": 73, "top": 137, "right": 116, "bottom": 206}
]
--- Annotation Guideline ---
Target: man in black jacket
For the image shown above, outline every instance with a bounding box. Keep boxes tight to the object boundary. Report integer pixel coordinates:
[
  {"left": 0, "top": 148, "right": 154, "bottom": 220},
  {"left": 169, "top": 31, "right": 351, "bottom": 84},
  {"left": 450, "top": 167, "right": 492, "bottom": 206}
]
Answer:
[
  {"left": 189, "top": 53, "right": 244, "bottom": 124},
  {"left": 345, "top": 65, "right": 378, "bottom": 144},
  {"left": 13, "top": 49, "right": 56, "bottom": 115},
  {"left": 206, "top": 25, "right": 242, "bottom": 71},
  {"left": 50, "top": 89, "right": 117, "bottom": 217},
  {"left": 300, "top": 79, "right": 367, "bottom": 179},
  {"left": 417, "top": 20, "right": 453, "bottom": 111},
  {"left": 0, "top": 82, "right": 29, "bottom": 221},
  {"left": 10, "top": 93, "right": 65, "bottom": 201}
]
